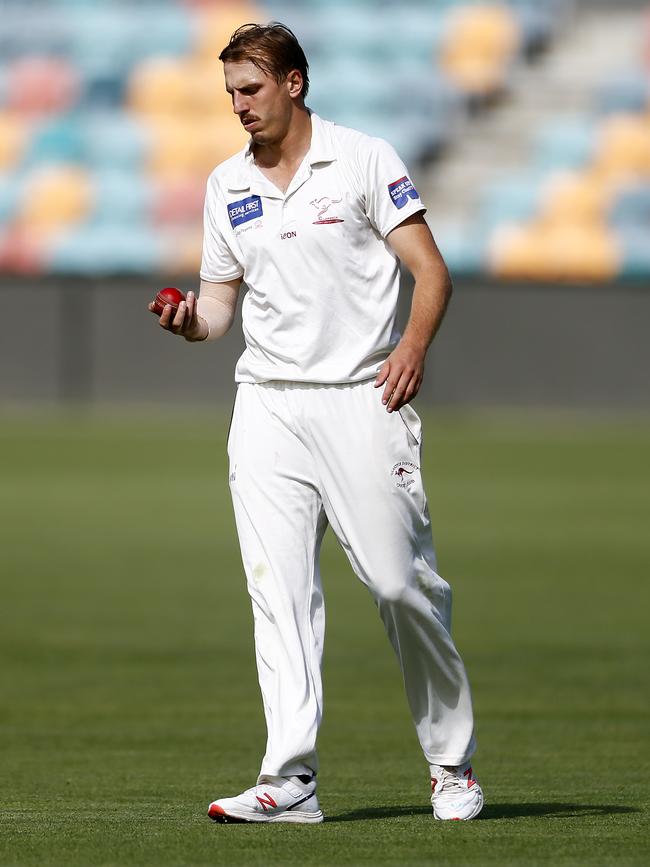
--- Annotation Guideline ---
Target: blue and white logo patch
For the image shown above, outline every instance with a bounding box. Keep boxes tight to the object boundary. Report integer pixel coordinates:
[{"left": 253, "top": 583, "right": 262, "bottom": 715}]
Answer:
[
  {"left": 228, "top": 195, "right": 263, "bottom": 229},
  {"left": 388, "top": 176, "right": 419, "bottom": 209}
]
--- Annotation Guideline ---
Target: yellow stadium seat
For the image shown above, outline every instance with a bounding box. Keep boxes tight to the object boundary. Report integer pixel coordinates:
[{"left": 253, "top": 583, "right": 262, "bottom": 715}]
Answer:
[
  {"left": 128, "top": 57, "right": 232, "bottom": 117},
  {"left": 539, "top": 170, "right": 612, "bottom": 223},
  {"left": 19, "top": 166, "right": 93, "bottom": 229},
  {"left": 595, "top": 113, "right": 650, "bottom": 179},
  {"left": 146, "top": 114, "right": 247, "bottom": 180},
  {"left": 193, "top": 3, "right": 265, "bottom": 58},
  {"left": 0, "top": 112, "right": 27, "bottom": 170},
  {"left": 441, "top": 3, "right": 519, "bottom": 96},
  {"left": 490, "top": 218, "right": 620, "bottom": 281}
]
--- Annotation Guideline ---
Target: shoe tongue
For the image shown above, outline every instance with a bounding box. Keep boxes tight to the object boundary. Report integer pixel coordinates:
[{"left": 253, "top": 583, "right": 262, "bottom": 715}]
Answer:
[{"left": 287, "top": 774, "right": 314, "bottom": 792}]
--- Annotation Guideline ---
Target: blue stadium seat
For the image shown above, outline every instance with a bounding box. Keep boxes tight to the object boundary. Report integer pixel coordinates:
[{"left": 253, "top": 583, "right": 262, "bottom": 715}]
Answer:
[
  {"left": 81, "top": 112, "right": 150, "bottom": 170},
  {"left": 25, "top": 115, "right": 86, "bottom": 166},
  {"left": 533, "top": 118, "right": 596, "bottom": 171},
  {"left": 434, "top": 223, "right": 487, "bottom": 276},
  {"left": 0, "top": 173, "right": 22, "bottom": 221},
  {"left": 609, "top": 184, "right": 650, "bottom": 228},
  {"left": 478, "top": 172, "right": 545, "bottom": 228},
  {"left": 596, "top": 72, "right": 650, "bottom": 115},
  {"left": 49, "top": 223, "right": 164, "bottom": 275},
  {"left": 0, "top": 4, "right": 73, "bottom": 58},
  {"left": 88, "top": 169, "right": 154, "bottom": 225},
  {"left": 618, "top": 225, "right": 650, "bottom": 279}
]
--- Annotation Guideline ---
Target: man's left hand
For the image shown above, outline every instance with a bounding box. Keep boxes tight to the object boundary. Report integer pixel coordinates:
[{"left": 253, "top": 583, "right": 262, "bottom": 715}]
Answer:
[{"left": 374, "top": 341, "right": 425, "bottom": 412}]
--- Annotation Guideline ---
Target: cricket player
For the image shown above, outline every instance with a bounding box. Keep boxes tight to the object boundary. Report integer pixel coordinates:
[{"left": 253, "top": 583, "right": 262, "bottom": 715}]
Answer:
[{"left": 149, "top": 22, "right": 483, "bottom": 823}]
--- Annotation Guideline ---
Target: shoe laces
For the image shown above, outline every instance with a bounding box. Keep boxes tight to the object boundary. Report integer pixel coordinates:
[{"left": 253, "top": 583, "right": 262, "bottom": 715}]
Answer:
[{"left": 431, "top": 766, "right": 471, "bottom": 796}]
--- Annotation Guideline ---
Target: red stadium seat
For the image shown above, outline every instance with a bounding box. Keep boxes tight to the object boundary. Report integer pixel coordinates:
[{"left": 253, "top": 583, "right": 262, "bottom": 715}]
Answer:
[{"left": 7, "top": 57, "right": 79, "bottom": 115}]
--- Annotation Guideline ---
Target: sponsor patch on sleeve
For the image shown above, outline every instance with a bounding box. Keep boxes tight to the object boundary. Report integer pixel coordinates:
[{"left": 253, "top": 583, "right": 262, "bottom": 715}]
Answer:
[
  {"left": 227, "top": 194, "right": 263, "bottom": 229},
  {"left": 388, "top": 176, "right": 419, "bottom": 209}
]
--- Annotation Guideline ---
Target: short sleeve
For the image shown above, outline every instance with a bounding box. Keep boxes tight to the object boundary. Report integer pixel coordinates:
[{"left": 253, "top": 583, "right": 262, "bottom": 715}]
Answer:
[
  {"left": 199, "top": 176, "right": 244, "bottom": 283},
  {"left": 362, "top": 137, "right": 426, "bottom": 238}
]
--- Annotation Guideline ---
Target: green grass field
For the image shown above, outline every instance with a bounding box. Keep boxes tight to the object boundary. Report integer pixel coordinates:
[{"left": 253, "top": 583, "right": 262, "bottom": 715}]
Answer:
[{"left": 1, "top": 410, "right": 648, "bottom": 866}]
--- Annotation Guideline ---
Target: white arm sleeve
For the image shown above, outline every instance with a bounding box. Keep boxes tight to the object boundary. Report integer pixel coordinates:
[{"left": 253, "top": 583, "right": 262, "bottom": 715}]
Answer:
[
  {"left": 200, "top": 174, "right": 244, "bottom": 283},
  {"left": 363, "top": 137, "right": 426, "bottom": 238}
]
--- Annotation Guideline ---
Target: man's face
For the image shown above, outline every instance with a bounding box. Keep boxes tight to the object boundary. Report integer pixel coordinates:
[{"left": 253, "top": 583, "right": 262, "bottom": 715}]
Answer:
[{"left": 224, "top": 60, "right": 295, "bottom": 146}]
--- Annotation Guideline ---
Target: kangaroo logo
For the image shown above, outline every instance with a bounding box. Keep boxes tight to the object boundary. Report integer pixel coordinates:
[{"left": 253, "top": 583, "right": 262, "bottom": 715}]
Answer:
[
  {"left": 391, "top": 461, "right": 418, "bottom": 488},
  {"left": 310, "top": 196, "right": 344, "bottom": 224}
]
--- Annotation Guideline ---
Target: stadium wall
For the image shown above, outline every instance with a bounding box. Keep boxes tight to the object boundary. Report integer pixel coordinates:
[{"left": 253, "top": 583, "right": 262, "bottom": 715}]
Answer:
[{"left": 1, "top": 278, "right": 648, "bottom": 409}]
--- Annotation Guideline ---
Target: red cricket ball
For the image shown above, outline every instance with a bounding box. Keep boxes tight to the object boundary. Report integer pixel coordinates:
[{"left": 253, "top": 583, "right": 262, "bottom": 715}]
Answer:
[{"left": 153, "top": 286, "right": 185, "bottom": 316}]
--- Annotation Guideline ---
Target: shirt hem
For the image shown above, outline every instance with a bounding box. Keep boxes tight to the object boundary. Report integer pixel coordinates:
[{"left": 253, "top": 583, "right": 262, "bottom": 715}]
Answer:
[
  {"left": 199, "top": 269, "right": 244, "bottom": 283},
  {"left": 382, "top": 204, "right": 427, "bottom": 239}
]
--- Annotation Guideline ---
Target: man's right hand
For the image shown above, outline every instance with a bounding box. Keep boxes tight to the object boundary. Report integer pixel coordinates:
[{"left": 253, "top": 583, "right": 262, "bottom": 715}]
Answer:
[{"left": 148, "top": 290, "right": 208, "bottom": 342}]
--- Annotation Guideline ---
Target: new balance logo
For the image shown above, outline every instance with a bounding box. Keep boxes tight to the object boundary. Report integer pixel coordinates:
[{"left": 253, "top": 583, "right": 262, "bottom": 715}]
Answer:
[
  {"left": 463, "top": 767, "right": 477, "bottom": 788},
  {"left": 256, "top": 792, "right": 278, "bottom": 811}
]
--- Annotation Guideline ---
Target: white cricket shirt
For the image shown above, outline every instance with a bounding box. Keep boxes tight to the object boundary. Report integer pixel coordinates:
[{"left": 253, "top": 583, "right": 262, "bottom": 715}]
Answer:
[{"left": 200, "top": 112, "right": 426, "bottom": 384}]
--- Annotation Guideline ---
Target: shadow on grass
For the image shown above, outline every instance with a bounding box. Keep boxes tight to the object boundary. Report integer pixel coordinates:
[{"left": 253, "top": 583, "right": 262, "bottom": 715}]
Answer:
[{"left": 327, "top": 803, "right": 639, "bottom": 823}]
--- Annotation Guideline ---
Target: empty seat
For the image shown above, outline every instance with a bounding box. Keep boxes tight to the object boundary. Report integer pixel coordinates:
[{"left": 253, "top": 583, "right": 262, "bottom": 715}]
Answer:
[
  {"left": 19, "top": 165, "right": 93, "bottom": 229},
  {"left": 146, "top": 114, "right": 247, "bottom": 179},
  {"left": 158, "top": 225, "right": 204, "bottom": 274},
  {"left": 0, "top": 112, "right": 27, "bottom": 171},
  {"left": 152, "top": 176, "right": 206, "bottom": 225},
  {"left": 89, "top": 169, "right": 154, "bottom": 225},
  {"left": 609, "top": 182, "right": 650, "bottom": 227},
  {"left": 128, "top": 57, "right": 232, "bottom": 117},
  {"left": 539, "top": 170, "right": 611, "bottom": 223},
  {"left": 193, "top": 2, "right": 266, "bottom": 58},
  {"left": 595, "top": 114, "right": 650, "bottom": 179},
  {"left": 49, "top": 223, "right": 164, "bottom": 275},
  {"left": 617, "top": 225, "right": 650, "bottom": 278},
  {"left": 434, "top": 223, "right": 486, "bottom": 275},
  {"left": 534, "top": 118, "right": 596, "bottom": 171},
  {"left": 26, "top": 115, "right": 86, "bottom": 166},
  {"left": 440, "top": 3, "right": 520, "bottom": 97},
  {"left": 596, "top": 71, "right": 650, "bottom": 115},
  {"left": 0, "top": 223, "right": 47, "bottom": 275},
  {"left": 7, "top": 56, "right": 80, "bottom": 115},
  {"left": 0, "top": 174, "right": 23, "bottom": 221},
  {"left": 489, "top": 218, "right": 620, "bottom": 281},
  {"left": 478, "top": 171, "right": 545, "bottom": 228},
  {"left": 81, "top": 112, "right": 150, "bottom": 170}
]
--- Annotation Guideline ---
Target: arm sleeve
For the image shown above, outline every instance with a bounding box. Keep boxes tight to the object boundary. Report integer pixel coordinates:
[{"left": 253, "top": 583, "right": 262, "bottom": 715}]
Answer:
[
  {"left": 199, "top": 177, "right": 244, "bottom": 283},
  {"left": 363, "top": 137, "right": 427, "bottom": 238}
]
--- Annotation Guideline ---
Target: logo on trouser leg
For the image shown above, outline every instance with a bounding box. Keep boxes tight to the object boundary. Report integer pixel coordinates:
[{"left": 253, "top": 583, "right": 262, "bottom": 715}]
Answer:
[{"left": 391, "top": 461, "right": 418, "bottom": 488}]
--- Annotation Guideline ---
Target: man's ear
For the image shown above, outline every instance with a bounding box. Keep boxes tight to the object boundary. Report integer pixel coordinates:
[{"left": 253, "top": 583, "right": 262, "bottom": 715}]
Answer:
[{"left": 286, "top": 69, "right": 304, "bottom": 99}]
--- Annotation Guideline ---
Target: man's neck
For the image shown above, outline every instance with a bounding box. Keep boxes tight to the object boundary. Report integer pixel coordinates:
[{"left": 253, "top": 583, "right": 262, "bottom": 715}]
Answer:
[{"left": 253, "top": 106, "right": 312, "bottom": 171}]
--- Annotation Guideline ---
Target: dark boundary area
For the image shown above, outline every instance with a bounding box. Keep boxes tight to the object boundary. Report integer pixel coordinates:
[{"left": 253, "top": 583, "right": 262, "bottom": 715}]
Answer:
[{"left": 1, "top": 276, "right": 648, "bottom": 408}]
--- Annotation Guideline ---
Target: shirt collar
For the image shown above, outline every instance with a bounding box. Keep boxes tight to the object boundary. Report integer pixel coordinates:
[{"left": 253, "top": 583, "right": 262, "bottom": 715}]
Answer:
[{"left": 224, "top": 111, "right": 336, "bottom": 192}]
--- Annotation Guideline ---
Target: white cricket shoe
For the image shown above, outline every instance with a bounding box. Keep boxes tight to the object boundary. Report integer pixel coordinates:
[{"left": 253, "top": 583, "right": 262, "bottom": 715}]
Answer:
[
  {"left": 430, "top": 761, "right": 484, "bottom": 820},
  {"left": 208, "top": 775, "right": 324, "bottom": 824}
]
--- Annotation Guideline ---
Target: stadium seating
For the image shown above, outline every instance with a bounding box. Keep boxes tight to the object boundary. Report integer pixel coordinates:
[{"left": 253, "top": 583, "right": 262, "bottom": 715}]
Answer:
[{"left": 0, "top": 0, "right": 647, "bottom": 281}]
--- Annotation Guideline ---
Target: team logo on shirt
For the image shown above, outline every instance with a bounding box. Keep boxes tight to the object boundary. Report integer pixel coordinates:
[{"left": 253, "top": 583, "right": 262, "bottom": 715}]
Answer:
[
  {"left": 310, "top": 196, "right": 344, "bottom": 224},
  {"left": 391, "top": 461, "right": 418, "bottom": 488},
  {"left": 228, "top": 194, "right": 263, "bottom": 229},
  {"left": 388, "top": 176, "right": 419, "bottom": 209}
]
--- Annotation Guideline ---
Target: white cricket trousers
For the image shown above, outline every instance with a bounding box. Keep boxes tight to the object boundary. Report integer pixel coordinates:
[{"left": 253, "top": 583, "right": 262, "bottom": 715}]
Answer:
[{"left": 227, "top": 380, "right": 476, "bottom": 779}]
